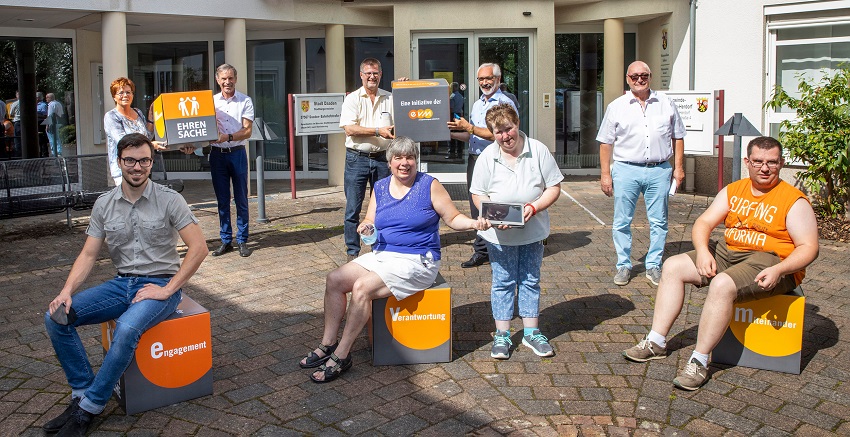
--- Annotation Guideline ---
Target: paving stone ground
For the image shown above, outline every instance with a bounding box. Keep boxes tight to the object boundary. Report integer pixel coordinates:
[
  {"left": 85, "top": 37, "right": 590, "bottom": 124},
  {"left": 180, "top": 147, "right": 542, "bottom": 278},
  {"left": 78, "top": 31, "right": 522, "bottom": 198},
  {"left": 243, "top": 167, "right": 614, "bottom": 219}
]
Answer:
[{"left": 0, "top": 177, "right": 847, "bottom": 436}]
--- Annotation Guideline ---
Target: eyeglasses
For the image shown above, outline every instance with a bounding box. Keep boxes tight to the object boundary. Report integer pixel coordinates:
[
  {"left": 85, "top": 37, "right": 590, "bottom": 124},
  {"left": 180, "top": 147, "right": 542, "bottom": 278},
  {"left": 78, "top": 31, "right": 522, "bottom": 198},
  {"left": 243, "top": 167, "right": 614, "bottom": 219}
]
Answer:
[
  {"left": 120, "top": 157, "right": 153, "bottom": 168},
  {"left": 747, "top": 159, "right": 780, "bottom": 170},
  {"left": 361, "top": 71, "right": 381, "bottom": 77},
  {"left": 477, "top": 76, "right": 496, "bottom": 82},
  {"left": 627, "top": 73, "right": 651, "bottom": 81},
  {"left": 116, "top": 91, "right": 133, "bottom": 96}
]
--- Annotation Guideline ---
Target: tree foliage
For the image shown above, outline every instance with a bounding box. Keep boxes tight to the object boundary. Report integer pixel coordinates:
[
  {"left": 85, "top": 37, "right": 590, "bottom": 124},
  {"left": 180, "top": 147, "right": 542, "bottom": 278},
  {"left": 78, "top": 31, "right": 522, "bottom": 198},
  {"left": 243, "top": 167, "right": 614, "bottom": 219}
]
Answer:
[
  {"left": 765, "top": 68, "right": 850, "bottom": 220},
  {"left": 555, "top": 34, "right": 605, "bottom": 91},
  {"left": 0, "top": 39, "right": 74, "bottom": 103}
]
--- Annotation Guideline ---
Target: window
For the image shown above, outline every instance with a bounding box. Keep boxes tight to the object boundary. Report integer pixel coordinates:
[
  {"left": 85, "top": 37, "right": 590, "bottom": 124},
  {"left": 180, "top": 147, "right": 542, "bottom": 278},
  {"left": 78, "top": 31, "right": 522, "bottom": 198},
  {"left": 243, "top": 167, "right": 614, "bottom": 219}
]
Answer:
[
  {"left": 554, "top": 33, "right": 635, "bottom": 168},
  {"left": 0, "top": 38, "right": 75, "bottom": 158},
  {"left": 767, "top": 21, "right": 850, "bottom": 139}
]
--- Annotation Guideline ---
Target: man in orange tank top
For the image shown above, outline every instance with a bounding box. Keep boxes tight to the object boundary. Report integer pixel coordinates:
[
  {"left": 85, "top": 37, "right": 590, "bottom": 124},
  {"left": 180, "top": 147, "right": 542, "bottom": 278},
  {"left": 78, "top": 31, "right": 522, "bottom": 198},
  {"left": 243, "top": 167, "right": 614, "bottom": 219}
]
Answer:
[{"left": 621, "top": 136, "right": 819, "bottom": 391}]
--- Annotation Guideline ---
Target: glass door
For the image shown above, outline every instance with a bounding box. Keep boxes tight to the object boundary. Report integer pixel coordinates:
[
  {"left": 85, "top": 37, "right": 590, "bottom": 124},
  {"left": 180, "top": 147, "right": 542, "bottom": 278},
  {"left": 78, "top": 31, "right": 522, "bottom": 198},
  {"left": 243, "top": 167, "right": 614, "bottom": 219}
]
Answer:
[
  {"left": 477, "top": 35, "right": 531, "bottom": 135},
  {"left": 413, "top": 32, "right": 532, "bottom": 182},
  {"left": 412, "top": 35, "right": 471, "bottom": 182}
]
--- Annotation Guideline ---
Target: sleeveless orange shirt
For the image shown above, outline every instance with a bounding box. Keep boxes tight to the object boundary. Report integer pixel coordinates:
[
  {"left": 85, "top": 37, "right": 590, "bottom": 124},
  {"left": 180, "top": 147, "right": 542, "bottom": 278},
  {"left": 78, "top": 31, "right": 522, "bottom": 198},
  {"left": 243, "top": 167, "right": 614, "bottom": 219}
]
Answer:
[{"left": 724, "top": 178, "right": 808, "bottom": 285}]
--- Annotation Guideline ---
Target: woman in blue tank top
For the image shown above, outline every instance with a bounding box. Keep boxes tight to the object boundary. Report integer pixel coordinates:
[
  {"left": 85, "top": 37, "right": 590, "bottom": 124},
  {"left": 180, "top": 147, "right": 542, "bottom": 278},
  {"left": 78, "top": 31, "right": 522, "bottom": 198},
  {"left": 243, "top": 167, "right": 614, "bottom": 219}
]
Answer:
[{"left": 301, "top": 137, "right": 492, "bottom": 383}]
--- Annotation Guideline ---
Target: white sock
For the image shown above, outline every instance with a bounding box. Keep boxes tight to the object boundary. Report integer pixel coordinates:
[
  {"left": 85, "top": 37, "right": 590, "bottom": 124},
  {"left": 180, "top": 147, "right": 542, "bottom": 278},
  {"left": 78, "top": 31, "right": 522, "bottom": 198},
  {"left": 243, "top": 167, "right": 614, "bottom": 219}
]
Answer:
[
  {"left": 690, "top": 351, "right": 710, "bottom": 367},
  {"left": 647, "top": 330, "right": 666, "bottom": 348}
]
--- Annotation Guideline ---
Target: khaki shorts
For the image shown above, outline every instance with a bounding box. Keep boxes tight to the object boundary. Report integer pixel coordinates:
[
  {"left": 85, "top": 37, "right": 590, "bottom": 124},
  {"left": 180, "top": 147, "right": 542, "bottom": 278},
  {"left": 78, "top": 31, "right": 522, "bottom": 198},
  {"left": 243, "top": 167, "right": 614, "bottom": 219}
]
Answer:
[{"left": 685, "top": 240, "right": 797, "bottom": 303}]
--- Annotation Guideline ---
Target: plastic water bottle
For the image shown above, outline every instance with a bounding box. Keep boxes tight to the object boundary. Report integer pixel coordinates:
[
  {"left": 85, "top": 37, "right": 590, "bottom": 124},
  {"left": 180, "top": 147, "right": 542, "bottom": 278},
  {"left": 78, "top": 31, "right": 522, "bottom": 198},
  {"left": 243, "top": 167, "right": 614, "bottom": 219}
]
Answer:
[{"left": 360, "top": 223, "right": 378, "bottom": 245}]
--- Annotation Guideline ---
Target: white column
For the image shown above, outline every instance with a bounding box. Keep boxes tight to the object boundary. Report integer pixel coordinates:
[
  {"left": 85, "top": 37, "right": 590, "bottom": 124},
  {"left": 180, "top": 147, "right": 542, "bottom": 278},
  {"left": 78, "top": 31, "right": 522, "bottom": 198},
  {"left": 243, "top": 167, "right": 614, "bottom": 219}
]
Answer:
[
  {"left": 326, "top": 24, "right": 346, "bottom": 186},
  {"left": 101, "top": 12, "right": 127, "bottom": 107},
  {"left": 603, "top": 18, "right": 625, "bottom": 108},
  {"left": 223, "top": 18, "right": 248, "bottom": 95},
  {"left": 222, "top": 18, "right": 250, "bottom": 193}
]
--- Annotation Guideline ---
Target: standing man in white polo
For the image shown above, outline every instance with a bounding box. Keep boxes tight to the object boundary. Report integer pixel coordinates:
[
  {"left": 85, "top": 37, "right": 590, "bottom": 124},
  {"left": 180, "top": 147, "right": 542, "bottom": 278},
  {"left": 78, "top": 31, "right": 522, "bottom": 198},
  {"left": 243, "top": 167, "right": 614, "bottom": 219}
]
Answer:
[
  {"left": 209, "top": 63, "right": 255, "bottom": 258},
  {"left": 339, "top": 57, "right": 396, "bottom": 262},
  {"left": 597, "top": 61, "right": 686, "bottom": 287}
]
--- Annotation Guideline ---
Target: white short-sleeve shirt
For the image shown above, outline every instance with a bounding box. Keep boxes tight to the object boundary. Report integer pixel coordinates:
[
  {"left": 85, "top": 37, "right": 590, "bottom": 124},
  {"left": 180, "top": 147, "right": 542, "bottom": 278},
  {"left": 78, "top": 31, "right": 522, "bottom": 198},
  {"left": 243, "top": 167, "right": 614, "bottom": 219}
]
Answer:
[
  {"left": 339, "top": 86, "right": 393, "bottom": 152},
  {"left": 596, "top": 90, "right": 686, "bottom": 163},
  {"left": 470, "top": 133, "right": 564, "bottom": 246},
  {"left": 213, "top": 91, "right": 254, "bottom": 148}
]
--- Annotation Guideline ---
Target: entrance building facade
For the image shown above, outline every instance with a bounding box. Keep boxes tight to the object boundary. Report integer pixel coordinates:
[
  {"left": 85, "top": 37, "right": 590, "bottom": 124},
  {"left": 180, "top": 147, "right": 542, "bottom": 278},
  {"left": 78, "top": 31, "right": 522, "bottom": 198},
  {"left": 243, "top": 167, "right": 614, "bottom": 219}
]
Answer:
[{"left": 0, "top": 0, "right": 841, "bottom": 192}]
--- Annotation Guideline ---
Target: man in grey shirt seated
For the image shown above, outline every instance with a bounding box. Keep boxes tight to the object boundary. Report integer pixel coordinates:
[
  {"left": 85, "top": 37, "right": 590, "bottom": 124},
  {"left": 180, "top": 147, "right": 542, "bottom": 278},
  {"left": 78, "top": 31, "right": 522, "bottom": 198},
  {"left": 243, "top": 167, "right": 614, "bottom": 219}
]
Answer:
[{"left": 43, "top": 133, "right": 207, "bottom": 436}]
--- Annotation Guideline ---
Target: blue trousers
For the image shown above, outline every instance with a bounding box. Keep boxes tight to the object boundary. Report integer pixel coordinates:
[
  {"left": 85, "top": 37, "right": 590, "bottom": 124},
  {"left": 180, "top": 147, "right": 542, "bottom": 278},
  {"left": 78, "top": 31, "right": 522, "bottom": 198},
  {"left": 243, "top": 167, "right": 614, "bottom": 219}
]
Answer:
[
  {"left": 466, "top": 154, "right": 487, "bottom": 256},
  {"left": 47, "top": 125, "right": 62, "bottom": 156},
  {"left": 210, "top": 148, "right": 249, "bottom": 244},
  {"left": 45, "top": 277, "right": 181, "bottom": 414},
  {"left": 611, "top": 161, "right": 673, "bottom": 270},
  {"left": 343, "top": 149, "right": 390, "bottom": 256},
  {"left": 486, "top": 241, "right": 544, "bottom": 321}
]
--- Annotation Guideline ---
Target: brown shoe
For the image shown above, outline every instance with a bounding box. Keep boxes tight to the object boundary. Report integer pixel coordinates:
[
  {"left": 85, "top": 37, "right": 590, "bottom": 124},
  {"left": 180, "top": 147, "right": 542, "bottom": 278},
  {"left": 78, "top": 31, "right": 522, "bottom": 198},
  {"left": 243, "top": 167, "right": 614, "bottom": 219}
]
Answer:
[
  {"left": 673, "top": 358, "right": 710, "bottom": 391},
  {"left": 622, "top": 339, "right": 667, "bottom": 362}
]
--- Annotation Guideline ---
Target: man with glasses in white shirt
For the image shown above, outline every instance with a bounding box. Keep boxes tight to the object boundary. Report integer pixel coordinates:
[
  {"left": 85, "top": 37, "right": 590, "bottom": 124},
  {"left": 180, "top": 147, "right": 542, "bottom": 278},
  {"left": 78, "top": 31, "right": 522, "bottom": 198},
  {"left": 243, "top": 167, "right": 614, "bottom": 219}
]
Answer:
[
  {"left": 448, "top": 63, "right": 517, "bottom": 269},
  {"left": 339, "top": 57, "right": 396, "bottom": 262},
  {"left": 597, "top": 61, "right": 686, "bottom": 287}
]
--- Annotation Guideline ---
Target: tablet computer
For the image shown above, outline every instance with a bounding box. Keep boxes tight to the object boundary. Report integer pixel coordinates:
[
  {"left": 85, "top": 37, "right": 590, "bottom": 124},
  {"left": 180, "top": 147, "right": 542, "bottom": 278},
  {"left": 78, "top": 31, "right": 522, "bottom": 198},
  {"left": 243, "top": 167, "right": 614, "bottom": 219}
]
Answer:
[{"left": 480, "top": 201, "right": 525, "bottom": 227}]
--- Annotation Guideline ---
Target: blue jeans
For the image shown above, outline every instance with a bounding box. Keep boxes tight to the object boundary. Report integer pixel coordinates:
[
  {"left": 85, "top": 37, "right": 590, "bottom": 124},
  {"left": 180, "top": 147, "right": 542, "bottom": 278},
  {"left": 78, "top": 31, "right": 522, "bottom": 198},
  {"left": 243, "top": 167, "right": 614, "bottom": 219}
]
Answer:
[
  {"left": 47, "top": 127, "right": 61, "bottom": 156},
  {"left": 611, "top": 161, "right": 673, "bottom": 270},
  {"left": 44, "top": 277, "right": 182, "bottom": 414},
  {"left": 209, "top": 148, "right": 249, "bottom": 244},
  {"left": 343, "top": 149, "right": 390, "bottom": 256},
  {"left": 486, "top": 241, "right": 544, "bottom": 321}
]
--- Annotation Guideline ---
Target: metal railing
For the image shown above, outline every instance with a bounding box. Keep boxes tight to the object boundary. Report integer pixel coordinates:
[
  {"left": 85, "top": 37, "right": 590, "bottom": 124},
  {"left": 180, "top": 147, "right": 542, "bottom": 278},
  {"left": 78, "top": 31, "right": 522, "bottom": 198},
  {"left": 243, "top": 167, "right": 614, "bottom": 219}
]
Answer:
[{"left": 0, "top": 154, "right": 111, "bottom": 226}]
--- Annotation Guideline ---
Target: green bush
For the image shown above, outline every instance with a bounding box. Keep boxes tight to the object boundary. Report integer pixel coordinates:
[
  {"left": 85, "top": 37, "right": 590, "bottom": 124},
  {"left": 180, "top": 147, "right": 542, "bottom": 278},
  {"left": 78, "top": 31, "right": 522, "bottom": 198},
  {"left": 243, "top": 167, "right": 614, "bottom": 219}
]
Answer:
[
  {"left": 765, "top": 68, "right": 850, "bottom": 221},
  {"left": 59, "top": 124, "right": 75, "bottom": 145}
]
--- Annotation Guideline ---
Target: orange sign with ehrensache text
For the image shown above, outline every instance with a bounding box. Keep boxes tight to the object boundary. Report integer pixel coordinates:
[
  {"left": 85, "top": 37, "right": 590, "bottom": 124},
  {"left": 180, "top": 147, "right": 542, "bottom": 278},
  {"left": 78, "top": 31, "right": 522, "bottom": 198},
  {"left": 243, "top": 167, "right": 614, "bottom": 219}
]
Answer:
[{"left": 152, "top": 90, "right": 218, "bottom": 147}]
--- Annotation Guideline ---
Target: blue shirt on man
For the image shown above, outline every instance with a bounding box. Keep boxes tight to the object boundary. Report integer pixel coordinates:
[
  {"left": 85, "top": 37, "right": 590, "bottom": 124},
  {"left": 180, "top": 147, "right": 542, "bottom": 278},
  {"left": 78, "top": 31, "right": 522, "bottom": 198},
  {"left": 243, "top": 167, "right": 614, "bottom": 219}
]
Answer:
[{"left": 467, "top": 90, "right": 517, "bottom": 155}]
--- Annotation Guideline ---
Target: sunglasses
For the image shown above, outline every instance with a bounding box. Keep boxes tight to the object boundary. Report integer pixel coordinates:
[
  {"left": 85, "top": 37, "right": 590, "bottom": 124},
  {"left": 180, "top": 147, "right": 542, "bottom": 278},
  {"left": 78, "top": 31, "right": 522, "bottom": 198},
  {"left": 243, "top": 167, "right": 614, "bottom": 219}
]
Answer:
[{"left": 628, "top": 73, "right": 651, "bottom": 81}]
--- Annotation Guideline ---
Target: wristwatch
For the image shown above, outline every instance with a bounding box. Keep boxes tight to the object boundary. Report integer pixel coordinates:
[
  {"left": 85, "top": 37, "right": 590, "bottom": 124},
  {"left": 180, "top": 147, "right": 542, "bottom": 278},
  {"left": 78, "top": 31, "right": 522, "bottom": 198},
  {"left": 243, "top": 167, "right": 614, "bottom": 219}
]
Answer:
[
  {"left": 228, "top": 134, "right": 233, "bottom": 142},
  {"left": 468, "top": 125, "right": 474, "bottom": 135}
]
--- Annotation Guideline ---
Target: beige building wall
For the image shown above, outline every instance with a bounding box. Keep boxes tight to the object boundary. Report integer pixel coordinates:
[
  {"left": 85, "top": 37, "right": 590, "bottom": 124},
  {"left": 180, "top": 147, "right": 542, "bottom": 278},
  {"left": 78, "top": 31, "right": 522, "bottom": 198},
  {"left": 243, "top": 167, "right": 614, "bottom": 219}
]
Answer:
[
  {"left": 393, "top": 1, "right": 556, "bottom": 152},
  {"left": 555, "top": 0, "right": 690, "bottom": 92},
  {"left": 10, "top": 0, "right": 769, "bottom": 188}
]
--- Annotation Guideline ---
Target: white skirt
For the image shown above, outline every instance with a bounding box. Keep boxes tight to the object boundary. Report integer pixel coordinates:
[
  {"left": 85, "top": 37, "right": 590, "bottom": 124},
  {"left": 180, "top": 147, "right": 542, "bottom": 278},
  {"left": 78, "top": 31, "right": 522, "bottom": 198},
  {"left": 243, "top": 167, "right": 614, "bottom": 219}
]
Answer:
[{"left": 352, "top": 250, "right": 440, "bottom": 300}]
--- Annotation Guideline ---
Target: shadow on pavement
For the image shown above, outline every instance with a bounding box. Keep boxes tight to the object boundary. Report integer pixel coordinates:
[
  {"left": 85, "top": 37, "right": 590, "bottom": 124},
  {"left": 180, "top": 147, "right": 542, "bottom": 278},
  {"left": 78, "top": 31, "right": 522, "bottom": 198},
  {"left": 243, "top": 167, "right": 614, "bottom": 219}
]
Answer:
[
  {"left": 451, "top": 294, "right": 635, "bottom": 360},
  {"left": 543, "top": 230, "right": 592, "bottom": 257}
]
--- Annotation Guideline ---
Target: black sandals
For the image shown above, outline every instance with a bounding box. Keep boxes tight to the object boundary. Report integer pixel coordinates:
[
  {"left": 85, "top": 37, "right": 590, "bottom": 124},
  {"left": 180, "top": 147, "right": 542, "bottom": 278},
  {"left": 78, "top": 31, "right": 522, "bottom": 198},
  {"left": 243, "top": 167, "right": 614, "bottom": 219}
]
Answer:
[
  {"left": 299, "top": 342, "right": 338, "bottom": 369},
  {"left": 310, "top": 353, "right": 352, "bottom": 383}
]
